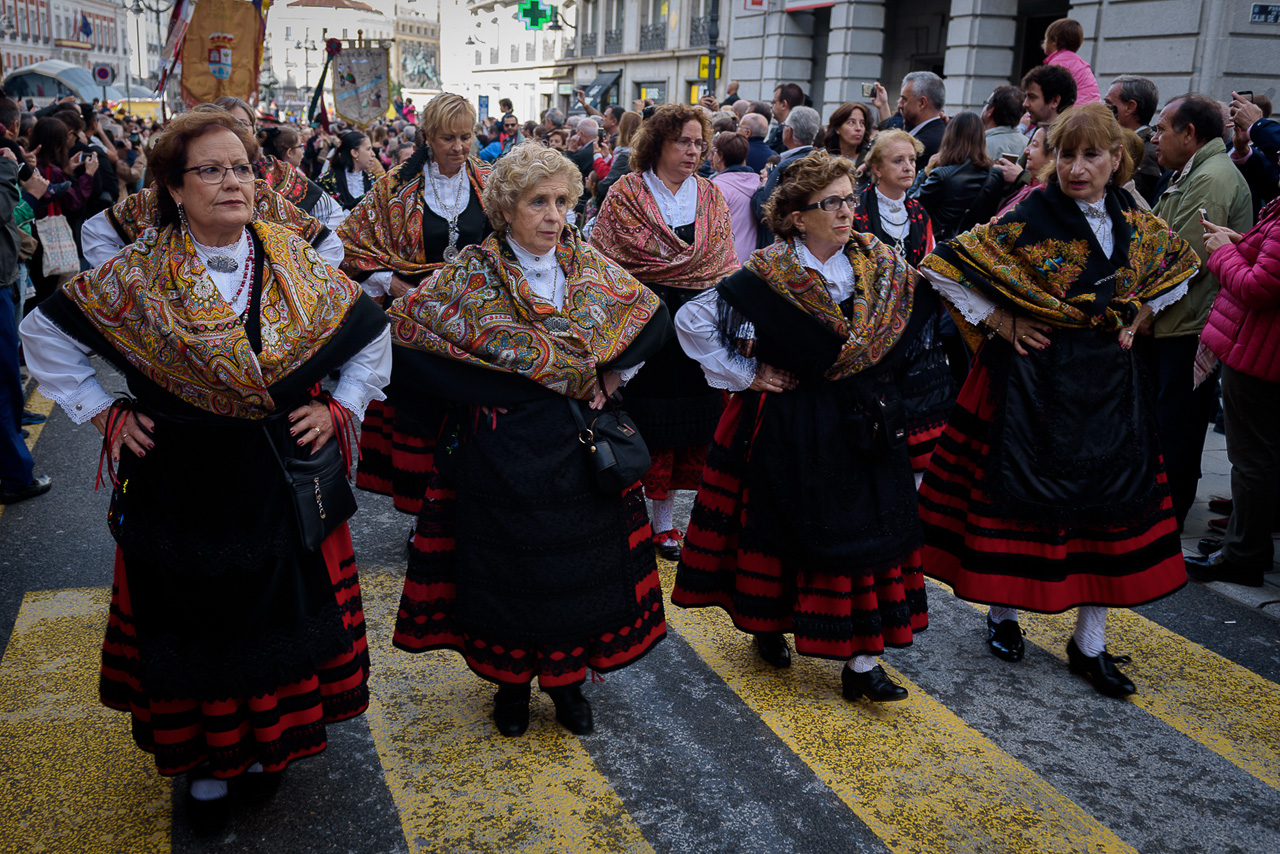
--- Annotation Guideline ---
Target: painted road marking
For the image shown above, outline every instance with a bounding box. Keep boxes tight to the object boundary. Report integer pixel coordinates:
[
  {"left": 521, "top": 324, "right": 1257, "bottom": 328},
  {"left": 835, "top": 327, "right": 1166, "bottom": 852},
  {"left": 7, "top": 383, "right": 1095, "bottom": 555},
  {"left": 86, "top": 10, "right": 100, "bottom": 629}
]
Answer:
[
  {"left": 657, "top": 562, "right": 1136, "bottom": 854},
  {"left": 0, "top": 391, "right": 55, "bottom": 525},
  {"left": 360, "top": 572, "right": 656, "bottom": 854},
  {"left": 0, "top": 588, "right": 170, "bottom": 854},
  {"left": 1006, "top": 605, "right": 1280, "bottom": 792}
]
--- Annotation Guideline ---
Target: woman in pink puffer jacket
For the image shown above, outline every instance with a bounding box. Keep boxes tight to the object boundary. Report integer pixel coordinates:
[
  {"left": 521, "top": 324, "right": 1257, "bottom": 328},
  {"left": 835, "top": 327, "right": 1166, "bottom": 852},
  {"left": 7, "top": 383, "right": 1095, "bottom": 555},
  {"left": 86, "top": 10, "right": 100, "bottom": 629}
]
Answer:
[{"left": 1186, "top": 190, "right": 1280, "bottom": 587}]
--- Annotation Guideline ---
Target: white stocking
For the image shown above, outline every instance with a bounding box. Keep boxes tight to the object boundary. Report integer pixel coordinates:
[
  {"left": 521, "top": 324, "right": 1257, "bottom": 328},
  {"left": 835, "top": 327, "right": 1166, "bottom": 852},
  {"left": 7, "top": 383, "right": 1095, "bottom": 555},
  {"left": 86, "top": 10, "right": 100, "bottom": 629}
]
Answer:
[
  {"left": 651, "top": 496, "right": 675, "bottom": 541},
  {"left": 989, "top": 605, "right": 1019, "bottom": 624},
  {"left": 189, "top": 778, "right": 229, "bottom": 801},
  {"left": 846, "top": 655, "right": 877, "bottom": 673},
  {"left": 1073, "top": 606, "right": 1108, "bottom": 657}
]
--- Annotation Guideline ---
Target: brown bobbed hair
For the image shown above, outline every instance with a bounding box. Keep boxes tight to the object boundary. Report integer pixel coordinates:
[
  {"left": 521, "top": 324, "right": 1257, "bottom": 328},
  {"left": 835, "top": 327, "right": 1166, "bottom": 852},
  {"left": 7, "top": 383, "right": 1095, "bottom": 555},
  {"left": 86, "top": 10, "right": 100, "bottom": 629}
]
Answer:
[
  {"left": 419, "top": 93, "right": 477, "bottom": 151},
  {"left": 712, "top": 131, "right": 748, "bottom": 166},
  {"left": 1044, "top": 18, "right": 1084, "bottom": 52},
  {"left": 149, "top": 106, "right": 259, "bottom": 228},
  {"left": 864, "top": 129, "right": 923, "bottom": 181},
  {"left": 1044, "top": 103, "right": 1134, "bottom": 188},
  {"left": 762, "top": 149, "right": 857, "bottom": 240},
  {"left": 823, "top": 102, "right": 873, "bottom": 156},
  {"left": 617, "top": 111, "right": 642, "bottom": 148},
  {"left": 935, "top": 111, "right": 992, "bottom": 169},
  {"left": 481, "top": 142, "right": 583, "bottom": 234},
  {"left": 629, "top": 103, "right": 711, "bottom": 174}
]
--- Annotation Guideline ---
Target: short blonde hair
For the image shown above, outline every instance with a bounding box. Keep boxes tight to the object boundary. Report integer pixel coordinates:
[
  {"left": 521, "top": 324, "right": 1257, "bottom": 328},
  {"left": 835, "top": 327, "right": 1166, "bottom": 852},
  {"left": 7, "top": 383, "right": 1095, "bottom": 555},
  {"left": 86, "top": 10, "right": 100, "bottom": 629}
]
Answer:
[
  {"left": 481, "top": 142, "right": 583, "bottom": 233},
  {"left": 419, "top": 93, "right": 476, "bottom": 145},
  {"left": 864, "top": 129, "right": 923, "bottom": 179},
  {"left": 762, "top": 149, "right": 857, "bottom": 239}
]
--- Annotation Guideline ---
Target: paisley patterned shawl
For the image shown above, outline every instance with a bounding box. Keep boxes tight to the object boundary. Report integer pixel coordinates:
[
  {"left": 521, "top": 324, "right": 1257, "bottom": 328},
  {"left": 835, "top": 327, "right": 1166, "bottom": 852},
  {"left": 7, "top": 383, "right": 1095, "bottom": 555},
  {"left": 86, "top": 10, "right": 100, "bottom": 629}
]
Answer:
[
  {"left": 589, "top": 171, "right": 738, "bottom": 289},
  {"left": 743, "top": 233, "right": 915, "bottom": 380},
  {"left": 106, "top": 180, "right": 326, "bottom": 247},
  {"left": 338, "top": 156, "right": 489, "bottom": 283},
  {"left": 256, "top": 156, "right": 323, "bottom": 212},
  {"left": 389, "top": 229, "right": 661, "bottom": 400},
  {"left": 919, "top": 183, "right": 1199, "bottom": 346},
  {"left": 61, "top": 221, "right": 364, "bottom": 419}
]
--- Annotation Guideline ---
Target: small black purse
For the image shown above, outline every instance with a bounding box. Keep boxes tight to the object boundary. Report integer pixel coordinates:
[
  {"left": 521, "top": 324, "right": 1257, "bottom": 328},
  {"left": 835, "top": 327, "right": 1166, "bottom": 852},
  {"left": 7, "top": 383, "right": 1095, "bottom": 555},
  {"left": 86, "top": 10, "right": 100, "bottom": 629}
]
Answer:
[
  {"left": 567, "top": 397, "right": 651, "bottom": 494},
  {"left": 263, "top": 424, "right": 358, "bottom": 552}
]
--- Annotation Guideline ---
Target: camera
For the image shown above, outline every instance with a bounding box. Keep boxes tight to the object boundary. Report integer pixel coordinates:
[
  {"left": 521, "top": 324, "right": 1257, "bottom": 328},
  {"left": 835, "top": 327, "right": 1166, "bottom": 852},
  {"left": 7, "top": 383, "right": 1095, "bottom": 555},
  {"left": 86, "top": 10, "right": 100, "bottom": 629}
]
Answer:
[{"left": 861, "top": 82, "right": 876, "bottom": 98}]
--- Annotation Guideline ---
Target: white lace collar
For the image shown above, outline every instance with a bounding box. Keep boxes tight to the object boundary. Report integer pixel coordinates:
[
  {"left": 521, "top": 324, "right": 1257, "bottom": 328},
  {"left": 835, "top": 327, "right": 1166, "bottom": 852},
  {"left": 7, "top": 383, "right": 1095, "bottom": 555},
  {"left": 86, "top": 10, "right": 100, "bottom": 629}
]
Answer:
[
  {"left": 642, "top": 168, "right": 697, "bottom": 228},
  {"left": 795, "top": 238, "right": 855, "bottom": 302},
  {"left": 507, "top": 235, "right": 565, "bottom": 308}
]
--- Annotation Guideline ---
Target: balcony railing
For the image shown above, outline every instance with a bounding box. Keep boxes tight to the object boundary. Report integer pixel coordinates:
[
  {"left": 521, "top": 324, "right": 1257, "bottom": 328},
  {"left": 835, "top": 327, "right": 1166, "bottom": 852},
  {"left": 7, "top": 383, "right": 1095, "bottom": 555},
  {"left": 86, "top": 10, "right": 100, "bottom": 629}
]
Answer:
[
  {"left": 640, "top": 22, "right": 666, "bottom": 52},
  {"left": 561, "top": 37, "right": 576, "bottom": 59},
  {"left": 525, "top": 42, "right": 535, "bottom": 61},
  {"left": 604, "top": 28, "right": 623, "bottom": 54},
  {"left": 690, "top": 15, "right": 709, "bottom": 47},
  {"left": 510, "top": 43, "right": 519, "bottom": 62},
  {"left": 581, "top": 31, "right": 598, "bottom": 57},
  {"left": 489, "top": 47, "right": 498, "bottom": 64}
]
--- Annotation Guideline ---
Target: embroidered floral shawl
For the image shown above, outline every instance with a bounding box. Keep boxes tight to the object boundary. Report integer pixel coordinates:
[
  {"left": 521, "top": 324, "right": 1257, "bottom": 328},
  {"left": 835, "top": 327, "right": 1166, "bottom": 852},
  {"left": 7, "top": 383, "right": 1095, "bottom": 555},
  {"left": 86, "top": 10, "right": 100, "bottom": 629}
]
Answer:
[
  {"left": 742, "top": 234, "right": 916, "bottom": 380},
  {"left": 105, "top": 180, "right": 326, "bottom": 247},
  {"left": 61, "top": 221, "right": 364, "bottom": 419},
  {"left": 338, "top": 156, "right": 489, "bottom": 283},
  {"left": 255, "top": 156, "right": 324, "bottom": 213},
  {"left": 590, "top": 171, "right": 738, "bottom": 289},
  {"left": 389, "top": 229, "right": 661, "bottom": 400},
  {"left": 921, "top": 183, "right": 1199, "bottom": 348}
]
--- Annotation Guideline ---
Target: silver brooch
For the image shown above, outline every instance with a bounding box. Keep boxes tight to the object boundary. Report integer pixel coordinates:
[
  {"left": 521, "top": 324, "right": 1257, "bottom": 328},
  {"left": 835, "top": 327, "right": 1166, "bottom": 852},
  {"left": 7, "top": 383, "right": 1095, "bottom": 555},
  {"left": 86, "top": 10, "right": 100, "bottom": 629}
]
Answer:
[
  {"left": 206, "top": 255, "right": 239, "bottom": 273},
  {"left": 545, "top": 315, "right": 572, "bottom": 336}
]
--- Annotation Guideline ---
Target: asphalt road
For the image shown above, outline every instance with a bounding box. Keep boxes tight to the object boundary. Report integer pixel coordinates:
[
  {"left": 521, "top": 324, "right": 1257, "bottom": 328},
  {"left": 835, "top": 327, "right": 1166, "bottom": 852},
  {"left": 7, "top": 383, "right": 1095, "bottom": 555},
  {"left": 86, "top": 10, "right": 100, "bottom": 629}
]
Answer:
[{"left": 2, "top": 361, "right": 1278, "bottom": 854}]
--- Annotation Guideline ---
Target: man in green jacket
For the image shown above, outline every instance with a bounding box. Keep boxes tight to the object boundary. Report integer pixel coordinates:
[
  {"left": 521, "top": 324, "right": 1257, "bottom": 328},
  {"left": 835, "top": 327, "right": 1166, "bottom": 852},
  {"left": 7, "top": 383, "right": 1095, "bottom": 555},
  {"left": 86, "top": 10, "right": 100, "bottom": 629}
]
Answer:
[{"left": 1149, "top": 93, "right": 1253, "bottom": 532}]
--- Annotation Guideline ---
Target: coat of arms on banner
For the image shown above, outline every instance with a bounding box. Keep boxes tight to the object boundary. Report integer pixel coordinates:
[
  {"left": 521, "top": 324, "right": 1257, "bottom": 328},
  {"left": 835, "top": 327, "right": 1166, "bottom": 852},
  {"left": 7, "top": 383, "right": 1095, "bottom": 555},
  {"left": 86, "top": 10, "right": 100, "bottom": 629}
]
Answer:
[
  {"left": 208, "top": 32, "right": 234, "bottom": 80},
  {"left": 332, "top": 46, "right": 390, "bottom": 128}
]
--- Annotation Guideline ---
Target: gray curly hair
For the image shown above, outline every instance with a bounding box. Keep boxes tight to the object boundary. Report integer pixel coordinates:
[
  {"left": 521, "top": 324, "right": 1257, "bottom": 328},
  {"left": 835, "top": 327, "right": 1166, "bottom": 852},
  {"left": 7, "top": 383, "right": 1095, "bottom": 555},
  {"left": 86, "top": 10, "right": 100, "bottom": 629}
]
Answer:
[{"left": 481, "top": 142, "right": 583, "bottom": 233}]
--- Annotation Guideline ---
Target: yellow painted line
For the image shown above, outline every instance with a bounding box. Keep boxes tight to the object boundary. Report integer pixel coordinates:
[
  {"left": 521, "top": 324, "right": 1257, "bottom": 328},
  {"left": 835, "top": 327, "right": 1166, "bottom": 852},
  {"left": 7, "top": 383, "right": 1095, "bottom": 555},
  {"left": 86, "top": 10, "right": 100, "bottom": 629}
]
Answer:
[
  {"left": 659, "top": 562, "right": 1134, "bottom": 854},
  {"left": 360, "top": 571, "right": 656, "bottom": 854},
  {"left": 0, "top": 588, "right": 171, "bottom": 854},
  {"left": 985, "top": 601, "right": 1280, "bottom": 792},
  {"left": 0, "top": 391, "right": 55, "bottom": 525}
]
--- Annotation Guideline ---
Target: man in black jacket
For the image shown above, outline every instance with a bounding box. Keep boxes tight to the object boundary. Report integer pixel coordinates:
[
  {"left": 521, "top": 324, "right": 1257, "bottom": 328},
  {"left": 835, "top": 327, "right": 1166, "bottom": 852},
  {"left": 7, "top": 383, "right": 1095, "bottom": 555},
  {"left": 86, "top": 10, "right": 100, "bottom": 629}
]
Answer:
[
  {"left": 897, "top": 72, "right": 947, "bottom": 172},
  {"left": 766, "top": 83, "right": 805, "bottom": 153}
]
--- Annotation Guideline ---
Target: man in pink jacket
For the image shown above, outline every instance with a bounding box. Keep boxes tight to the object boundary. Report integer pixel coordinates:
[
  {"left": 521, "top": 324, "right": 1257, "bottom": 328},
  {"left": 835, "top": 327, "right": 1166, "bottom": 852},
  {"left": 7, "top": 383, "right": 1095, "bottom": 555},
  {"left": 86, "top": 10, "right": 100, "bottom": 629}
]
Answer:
[
  {"left": 1186, "top": 178, "right": 1280, "bottom": 587},
  {"left": 1042, "top": 18, "right": 1101, "bottom": 105}
]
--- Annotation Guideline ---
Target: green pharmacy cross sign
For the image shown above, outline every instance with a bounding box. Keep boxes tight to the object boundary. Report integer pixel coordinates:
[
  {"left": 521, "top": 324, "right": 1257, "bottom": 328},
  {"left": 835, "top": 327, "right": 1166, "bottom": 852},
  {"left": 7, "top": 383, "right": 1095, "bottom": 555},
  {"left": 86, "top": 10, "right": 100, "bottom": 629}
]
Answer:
[{"left": 518, "top": 0, "right": 554, "bottom": 30}]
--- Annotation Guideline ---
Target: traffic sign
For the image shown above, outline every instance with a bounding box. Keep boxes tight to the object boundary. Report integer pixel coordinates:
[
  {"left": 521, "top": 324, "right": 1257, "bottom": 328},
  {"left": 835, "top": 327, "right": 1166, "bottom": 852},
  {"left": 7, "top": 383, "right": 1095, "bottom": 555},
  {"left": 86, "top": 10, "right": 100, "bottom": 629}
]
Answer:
[
  {"left": 91, "top": 63, "right": 116, "bottom": 85},
  {"left": 698, "top": 56, "right": 721, "bottom": 78}
]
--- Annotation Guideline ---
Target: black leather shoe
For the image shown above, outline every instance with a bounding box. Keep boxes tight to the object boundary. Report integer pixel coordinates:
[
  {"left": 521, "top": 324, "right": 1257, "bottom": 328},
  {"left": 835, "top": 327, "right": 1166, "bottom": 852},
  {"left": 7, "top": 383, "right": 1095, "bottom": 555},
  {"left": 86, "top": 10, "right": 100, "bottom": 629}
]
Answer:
[
  {"left": 754, "top": 632, "right": 791, "bottom": 668},
  {"left": 1184, "top": 553, "right": 1264, "bottom": 587},
  {"left": 0, "top": 474, "right": 51, "bottom": 504},
  {"left": 656, "top": 540, "right": 682, "bottom": 561},
  {"left": 1197, "top": 537, "right": 1223, "bottom": 556},
  {"left": 1066, "top": 638, "right": 1135, "bottom": 698},
  {"left": 233, "top": 768, "right": 284, "bottom": 804},
  {"left": 546, "top": 684, "right": 593, "bottom": 735},
  {"left": 842, "top": 664, "right": 908, "bottom": 702},
  {"left": 21, "top": 409, "right": 46, "bottom": 425},
  {"left": 986, "top": 616, "right": 1025, "bottom": 662},
  {"left": 493, "top": 684, "right": 531, "bottom": 737},
  {"left": 184, "top": 771, "right": 232, "bottom": 835}
]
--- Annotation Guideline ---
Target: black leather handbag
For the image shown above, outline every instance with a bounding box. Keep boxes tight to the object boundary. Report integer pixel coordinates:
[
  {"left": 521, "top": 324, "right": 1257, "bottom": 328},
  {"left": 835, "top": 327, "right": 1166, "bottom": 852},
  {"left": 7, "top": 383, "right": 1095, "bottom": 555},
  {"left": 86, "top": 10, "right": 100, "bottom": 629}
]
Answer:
[
  {"left": 568, "top": 397, "right": 651, "bottom": 494},
  {"left": 263, "top": 425, "right": 357, "bottom": 552}
]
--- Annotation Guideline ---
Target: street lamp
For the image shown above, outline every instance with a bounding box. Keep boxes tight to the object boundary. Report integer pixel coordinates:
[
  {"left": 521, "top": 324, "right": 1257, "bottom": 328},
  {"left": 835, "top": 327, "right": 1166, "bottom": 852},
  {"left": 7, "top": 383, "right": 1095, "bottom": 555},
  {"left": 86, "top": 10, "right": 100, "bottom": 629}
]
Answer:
[{"left": 295, "top": 37, "right": 317, "bottom": 91}]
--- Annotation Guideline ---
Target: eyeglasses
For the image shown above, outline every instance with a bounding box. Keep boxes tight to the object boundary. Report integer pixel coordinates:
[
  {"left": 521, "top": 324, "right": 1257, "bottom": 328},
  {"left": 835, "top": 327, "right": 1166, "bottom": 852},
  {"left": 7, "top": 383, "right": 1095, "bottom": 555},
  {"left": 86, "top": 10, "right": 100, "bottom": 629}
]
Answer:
[
  {"left": 672, "top": 137, "right": 708, "bottom": 153},
  {"left": 801, "top": 193, "right": 857, "bottom": 213},
  {"left": 184, "top": 163, "right": 255, "bottom": 184}
]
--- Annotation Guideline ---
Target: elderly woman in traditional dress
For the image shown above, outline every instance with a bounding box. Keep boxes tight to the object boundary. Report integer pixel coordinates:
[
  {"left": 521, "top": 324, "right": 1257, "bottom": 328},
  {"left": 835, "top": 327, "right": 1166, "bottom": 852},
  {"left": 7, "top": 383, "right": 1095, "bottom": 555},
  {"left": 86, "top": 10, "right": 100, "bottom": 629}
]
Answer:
[
  {"left": 18, "top": 108, "right": 390, "bottom": 827},
  {"left": 340, "top": 94, "right": 492, "bottom": 520},
  {"left": 591, "top": 103, "right": 738, "bottom": 561},
  {"left": 389, "top": 143, "right": 671, "bottom": 737},
  {"left": 672, "top": 150, "right": 933, "bottom": 701},
  {"left": 916, "top": 104, "right": 1198, "bottom": 697}
]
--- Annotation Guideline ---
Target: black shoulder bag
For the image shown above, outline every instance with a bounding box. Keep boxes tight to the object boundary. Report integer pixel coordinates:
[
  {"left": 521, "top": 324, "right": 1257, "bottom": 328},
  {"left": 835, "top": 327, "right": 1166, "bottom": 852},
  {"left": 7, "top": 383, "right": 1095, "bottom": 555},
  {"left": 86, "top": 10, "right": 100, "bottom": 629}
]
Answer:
[
  {"left": 263, "top": 424, "right": 358, "bottom": 551},
  {"left": 567, "top": 396, "right": 651, "bottom": 494}
]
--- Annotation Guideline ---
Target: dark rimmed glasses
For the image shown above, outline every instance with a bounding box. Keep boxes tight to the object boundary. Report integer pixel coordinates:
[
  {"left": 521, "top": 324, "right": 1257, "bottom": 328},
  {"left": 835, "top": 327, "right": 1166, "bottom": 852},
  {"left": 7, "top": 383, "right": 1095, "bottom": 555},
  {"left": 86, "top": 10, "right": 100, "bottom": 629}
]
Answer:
[
  {"left": 801, "top": 193, "right": 857, "bottom": 213},
  {"left": 184, "top": 164, "right": 256, "bottom": 184}
]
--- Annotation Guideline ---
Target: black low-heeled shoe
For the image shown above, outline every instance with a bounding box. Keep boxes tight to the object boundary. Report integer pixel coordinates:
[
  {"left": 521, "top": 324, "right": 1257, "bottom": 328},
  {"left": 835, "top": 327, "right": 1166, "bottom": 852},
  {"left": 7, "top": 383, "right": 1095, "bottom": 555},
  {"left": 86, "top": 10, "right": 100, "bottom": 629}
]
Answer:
[
  {"left": 656, "top": 540, "right": 682, "bottom": 561},
  {"left": 841, "top": 664, "right": 908, "bottom": 702},
  {"left": 1066, "top": 638, "right": 1135, "bottom": 698},
  {"left": 493, "top": 684, "right": 531, "bottom": 737},
  {"left": 986, "top": 615, "right": 1025, "bottom": 662},
  {"left": 545, "top": 684, "right": 594, "bottom": 735},
  {"left": 184, "top": 769, "right": 232, "bottom": 835},
  {"left": 754, "top": 632, "right": 792, "bottom": 669},
  {"left": 233, "top": 766, "right": 284, "bottom": 804}
]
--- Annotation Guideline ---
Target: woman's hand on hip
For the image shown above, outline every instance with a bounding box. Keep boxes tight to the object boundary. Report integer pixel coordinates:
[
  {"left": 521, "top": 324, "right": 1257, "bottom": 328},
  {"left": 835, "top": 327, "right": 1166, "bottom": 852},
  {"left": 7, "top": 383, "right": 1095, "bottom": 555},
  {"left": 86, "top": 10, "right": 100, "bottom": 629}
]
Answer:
[
  {"left": 589, "top": 370, "right": 623, "bottom": 410},
  {"left": 748, "top": 363, "right": 799, "bottom": 393},
  {"left": 987, "top": 308, "right": 1052, "bottom": 356},
  {"left": 91, "top": 409, "right": 155, "bottom": 462},
  {"left": 289, "top": 400, "right": 339, "bottom": 453},
  {"left": 388, "top": 274, "right": 414, "bottom": 299}
]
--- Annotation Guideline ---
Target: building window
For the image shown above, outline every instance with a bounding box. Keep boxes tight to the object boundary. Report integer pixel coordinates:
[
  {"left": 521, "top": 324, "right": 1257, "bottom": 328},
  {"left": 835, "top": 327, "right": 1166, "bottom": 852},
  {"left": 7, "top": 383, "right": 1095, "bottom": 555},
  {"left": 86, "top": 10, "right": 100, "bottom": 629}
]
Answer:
[
  {"left": 474, "top": 48, "right": 481, "bottom": 66},
  {"left": 635, "top": 81, "right": 665, "bottom": 104},
  {"left": 285, "top": 26, "right": 291, "bottom": 38},
  {"left": 640, "top": 0, "right": 666, "bottom": 51}
]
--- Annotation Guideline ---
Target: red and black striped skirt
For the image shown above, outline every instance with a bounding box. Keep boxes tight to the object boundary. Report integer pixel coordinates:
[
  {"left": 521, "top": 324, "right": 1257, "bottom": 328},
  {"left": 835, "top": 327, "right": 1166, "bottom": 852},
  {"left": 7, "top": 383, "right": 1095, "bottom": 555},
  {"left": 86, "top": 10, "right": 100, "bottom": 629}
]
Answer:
[
  {"left": 917, "top": 359, "right": 1186, "bottom": 612},
  {"left": 393, "top": 463, "right": 667, "bottom": 688},
  {"left": 672, "top": 395, "right": 928, "bottom": 660},
  {"left": 355, "top": 400, "right": 434, "bottom": 515},
  {"left": 642, "top": 444, "right": 710, "bottom": 501},
  {"left": 98, "top": 525, "right": 370, "bottom": 778}
]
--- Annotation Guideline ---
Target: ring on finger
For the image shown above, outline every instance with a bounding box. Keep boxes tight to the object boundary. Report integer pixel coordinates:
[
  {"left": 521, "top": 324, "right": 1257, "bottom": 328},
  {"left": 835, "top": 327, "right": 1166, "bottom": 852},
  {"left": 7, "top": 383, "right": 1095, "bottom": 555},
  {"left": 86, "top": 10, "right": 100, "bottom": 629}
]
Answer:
[{"left": 313, "top": 426, "right": 322, "bottom": 435}]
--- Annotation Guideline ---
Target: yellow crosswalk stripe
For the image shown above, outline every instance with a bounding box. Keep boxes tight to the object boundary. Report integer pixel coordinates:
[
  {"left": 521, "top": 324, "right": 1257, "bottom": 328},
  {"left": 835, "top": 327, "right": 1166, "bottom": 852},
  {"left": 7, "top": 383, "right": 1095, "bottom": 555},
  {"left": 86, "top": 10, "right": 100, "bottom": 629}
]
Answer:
[
  {"left": 360, "top": 572, "right": 655, "bottom": 854},
  {"left": 0, "top": 392, "right": 55, "bottom": 526},
  {"left": 0, "top": 588, "right": 170, "bottom": 854},
  {"left": 658, "top": 562, "right": 1135, "bottom": 854},
  {"left": 1005, "top": 604, "right": 1280, "bottom": 791}
]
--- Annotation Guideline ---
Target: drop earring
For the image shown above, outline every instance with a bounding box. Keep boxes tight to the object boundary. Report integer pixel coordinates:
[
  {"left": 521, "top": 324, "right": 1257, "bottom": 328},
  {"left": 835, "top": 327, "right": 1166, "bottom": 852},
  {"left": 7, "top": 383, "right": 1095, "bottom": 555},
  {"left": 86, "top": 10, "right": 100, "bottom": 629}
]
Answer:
[{"left": 177, "top": 202, "right": 189, "bottom": 231}]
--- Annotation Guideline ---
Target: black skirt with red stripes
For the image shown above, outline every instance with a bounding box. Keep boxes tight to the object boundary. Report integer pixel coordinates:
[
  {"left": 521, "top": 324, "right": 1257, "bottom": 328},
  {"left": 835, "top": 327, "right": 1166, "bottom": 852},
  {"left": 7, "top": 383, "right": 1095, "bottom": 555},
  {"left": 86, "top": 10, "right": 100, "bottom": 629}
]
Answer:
[
  {"left": 673, "top": 384, "right": 929, "bottom": 661},
  {"left": 99, "top": 525, "right": 369, "bottom": 778},
  {"left": 355, "top": 400, "right": 436, "bottom": 516},
  {"left": 917, "top": 337, "right": 1186, "bottom": 612},
  {"left": 392, "top": 396, "right": 667, "bottom": 687}
]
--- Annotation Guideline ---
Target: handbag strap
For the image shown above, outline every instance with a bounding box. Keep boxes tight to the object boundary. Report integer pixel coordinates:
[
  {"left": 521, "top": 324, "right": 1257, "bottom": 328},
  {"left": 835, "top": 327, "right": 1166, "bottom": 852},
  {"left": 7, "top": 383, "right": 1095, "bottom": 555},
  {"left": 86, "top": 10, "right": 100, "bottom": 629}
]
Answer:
[
  {"left": 566, "top": 396, "right": 593, "bottom": 442},
  {"left": 261, "top": 422, "right": 291, "bottom": 475}
]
